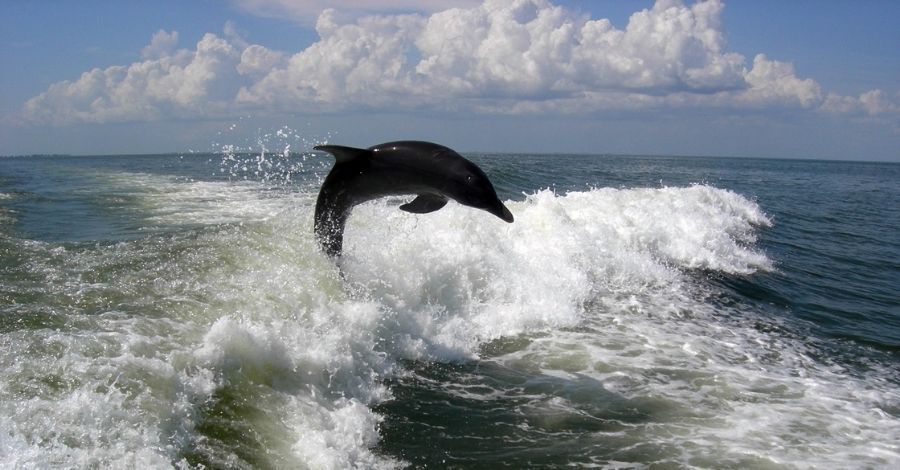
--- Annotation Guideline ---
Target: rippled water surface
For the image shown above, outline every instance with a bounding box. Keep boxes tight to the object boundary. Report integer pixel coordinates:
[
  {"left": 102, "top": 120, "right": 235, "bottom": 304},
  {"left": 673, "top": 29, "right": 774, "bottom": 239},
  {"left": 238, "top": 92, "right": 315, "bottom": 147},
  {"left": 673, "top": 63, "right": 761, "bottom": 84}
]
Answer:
[{"left": 1, "top": 152, "right": 897, "bottom": 468}]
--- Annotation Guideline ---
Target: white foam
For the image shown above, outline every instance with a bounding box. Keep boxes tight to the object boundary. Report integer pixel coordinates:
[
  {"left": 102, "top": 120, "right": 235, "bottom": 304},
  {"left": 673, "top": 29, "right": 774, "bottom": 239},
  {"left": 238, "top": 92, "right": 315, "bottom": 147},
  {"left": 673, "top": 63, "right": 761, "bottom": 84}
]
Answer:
[
  {"left": 0, "top": 321, "right": 204, "bottom": 468},
  {"left": 91, "top": 171, "right": 306, "bottom": 227},
  {"left": 338, "top": 185, "right": 896, "bottom": 467},
  {"left": 340, "top": 185, "right": 772, "bottom": 360},
  {"left": 5, "top": 175, "right": 896, "bottom": 468}
]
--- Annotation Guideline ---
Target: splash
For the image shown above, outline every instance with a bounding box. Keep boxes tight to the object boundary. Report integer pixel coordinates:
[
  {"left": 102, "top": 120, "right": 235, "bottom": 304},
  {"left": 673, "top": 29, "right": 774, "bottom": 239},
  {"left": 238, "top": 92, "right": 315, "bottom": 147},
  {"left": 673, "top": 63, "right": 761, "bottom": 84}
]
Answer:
[
  {"left": 212, "top": 122, "right": 333, "bottom": 185},
  {"left": 3, "top": 166, "right": 896, "bottom": 468}
]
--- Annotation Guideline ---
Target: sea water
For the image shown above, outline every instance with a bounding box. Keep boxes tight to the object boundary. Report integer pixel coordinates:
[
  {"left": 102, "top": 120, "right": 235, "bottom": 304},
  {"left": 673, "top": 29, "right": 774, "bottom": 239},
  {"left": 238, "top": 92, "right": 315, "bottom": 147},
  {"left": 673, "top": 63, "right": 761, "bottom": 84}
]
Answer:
[{"left": 0, "top": 150, "right": 897, "bottom": 468}]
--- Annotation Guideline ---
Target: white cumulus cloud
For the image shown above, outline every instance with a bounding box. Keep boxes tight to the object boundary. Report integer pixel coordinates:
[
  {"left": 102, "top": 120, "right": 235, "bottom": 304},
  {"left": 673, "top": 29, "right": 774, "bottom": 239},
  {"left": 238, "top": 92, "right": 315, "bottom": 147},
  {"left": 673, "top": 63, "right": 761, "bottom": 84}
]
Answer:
[
  {"left": 739, "top": 54, "right": 822, "bottom": 107},
  {"left": 230, "top": 0, "right": 482, "bottom": 23},
  {"left": 822, "top": 89, "right": 900, "bottom": 115},
  {"left": 22, "top": 0, "right": 897, "bottom": 125},
  {"left": 25, "top": 33, "right": 244, "bottom": 124},
  {"left": 141, "top": 30, "right": 179, "bottom": 60}
]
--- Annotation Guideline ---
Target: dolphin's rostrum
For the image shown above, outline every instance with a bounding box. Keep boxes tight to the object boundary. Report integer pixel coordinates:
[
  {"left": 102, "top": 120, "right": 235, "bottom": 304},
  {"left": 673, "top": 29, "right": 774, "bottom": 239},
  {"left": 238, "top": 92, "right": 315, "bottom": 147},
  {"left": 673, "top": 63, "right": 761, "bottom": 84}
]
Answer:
[{"left": 313, "top": 140, "right": 514, "bottom": 257}]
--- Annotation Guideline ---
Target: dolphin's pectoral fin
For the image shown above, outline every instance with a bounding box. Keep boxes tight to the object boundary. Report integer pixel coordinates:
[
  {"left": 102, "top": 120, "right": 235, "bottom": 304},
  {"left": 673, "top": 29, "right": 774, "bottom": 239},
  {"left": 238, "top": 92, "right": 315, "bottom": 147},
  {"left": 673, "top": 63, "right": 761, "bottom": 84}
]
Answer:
[
  {"left": 400, "top": 194, "right": 449, "bottom": 214},
  {"left": 314, "top": 145, "right": 371, "bottom": 164}
]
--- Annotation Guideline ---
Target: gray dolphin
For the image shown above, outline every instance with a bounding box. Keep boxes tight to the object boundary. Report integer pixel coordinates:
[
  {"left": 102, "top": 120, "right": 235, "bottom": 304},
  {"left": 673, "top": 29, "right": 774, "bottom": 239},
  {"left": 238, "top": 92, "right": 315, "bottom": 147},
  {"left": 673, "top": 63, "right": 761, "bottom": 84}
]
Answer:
[{"left": 313, "top": 140, "right": 514, "bottom": 257}]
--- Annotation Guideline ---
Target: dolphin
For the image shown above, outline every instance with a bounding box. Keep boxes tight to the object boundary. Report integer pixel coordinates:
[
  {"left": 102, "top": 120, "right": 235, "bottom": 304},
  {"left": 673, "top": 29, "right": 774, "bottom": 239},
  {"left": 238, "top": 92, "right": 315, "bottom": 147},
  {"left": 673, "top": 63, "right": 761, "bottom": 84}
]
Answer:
[{"left": 313, "top": 140, "right": 514, "bottom": 257}]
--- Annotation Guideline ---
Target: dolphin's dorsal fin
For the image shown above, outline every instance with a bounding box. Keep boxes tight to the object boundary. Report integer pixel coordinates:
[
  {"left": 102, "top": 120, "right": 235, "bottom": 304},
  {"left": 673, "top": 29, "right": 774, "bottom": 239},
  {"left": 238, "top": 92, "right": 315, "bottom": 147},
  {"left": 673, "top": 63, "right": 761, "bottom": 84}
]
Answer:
[
  {"left": 314, "top": 145, "right": 371, "bottom": 164},
  {"left": 399, "top": 194, "right": 449, "bottom": 214}
]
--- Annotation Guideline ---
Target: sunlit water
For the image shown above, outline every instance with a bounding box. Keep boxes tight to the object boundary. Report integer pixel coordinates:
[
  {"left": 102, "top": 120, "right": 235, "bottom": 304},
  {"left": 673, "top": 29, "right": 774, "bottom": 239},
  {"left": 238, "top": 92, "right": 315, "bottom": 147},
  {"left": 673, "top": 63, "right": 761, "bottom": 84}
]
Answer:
[{"left": 1, "top": 151, "right": 897, "bottom": 468}]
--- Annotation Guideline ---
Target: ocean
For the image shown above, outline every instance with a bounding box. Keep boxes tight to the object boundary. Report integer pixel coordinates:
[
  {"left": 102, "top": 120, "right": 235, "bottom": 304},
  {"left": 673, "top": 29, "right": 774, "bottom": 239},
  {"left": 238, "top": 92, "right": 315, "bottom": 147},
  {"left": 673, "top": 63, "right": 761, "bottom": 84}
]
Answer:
[{"left": 1, "top": 149, "right": 897, "bottom": 468}]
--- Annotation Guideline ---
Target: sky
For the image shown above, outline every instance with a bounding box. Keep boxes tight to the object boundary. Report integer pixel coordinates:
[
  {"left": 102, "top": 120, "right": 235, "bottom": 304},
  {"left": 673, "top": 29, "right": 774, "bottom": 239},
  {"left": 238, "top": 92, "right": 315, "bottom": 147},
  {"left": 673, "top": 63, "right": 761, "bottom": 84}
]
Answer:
[{"left": 1, "top": 0, "right": 898, "bottom": 161}]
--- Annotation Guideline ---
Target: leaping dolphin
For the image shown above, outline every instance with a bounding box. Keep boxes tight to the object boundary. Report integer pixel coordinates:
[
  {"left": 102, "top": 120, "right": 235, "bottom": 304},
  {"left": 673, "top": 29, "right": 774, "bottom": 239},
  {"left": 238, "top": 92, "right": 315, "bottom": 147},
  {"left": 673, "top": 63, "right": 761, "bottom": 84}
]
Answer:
[{"left": 313, "top": 140, "right": 514, "bottom": 257}]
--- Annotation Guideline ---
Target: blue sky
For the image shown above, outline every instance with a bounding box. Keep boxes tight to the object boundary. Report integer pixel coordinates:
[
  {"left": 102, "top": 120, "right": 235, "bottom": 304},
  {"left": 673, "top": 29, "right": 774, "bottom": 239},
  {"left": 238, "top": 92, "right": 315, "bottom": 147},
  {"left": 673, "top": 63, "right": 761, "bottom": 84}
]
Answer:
[{"left": 1, "top": 0, "right": 898, "bottom": 160}]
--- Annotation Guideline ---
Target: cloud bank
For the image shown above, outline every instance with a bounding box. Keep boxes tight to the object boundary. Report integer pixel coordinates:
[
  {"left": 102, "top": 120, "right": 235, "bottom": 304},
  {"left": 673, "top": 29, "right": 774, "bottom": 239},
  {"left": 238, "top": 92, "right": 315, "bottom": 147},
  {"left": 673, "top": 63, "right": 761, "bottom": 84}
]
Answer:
[
  {"left": 22, "top": 0, "right": 898, "bottom": 125},
  {"left": 229, "top": 0, "right": 482, "bottom": 24}
]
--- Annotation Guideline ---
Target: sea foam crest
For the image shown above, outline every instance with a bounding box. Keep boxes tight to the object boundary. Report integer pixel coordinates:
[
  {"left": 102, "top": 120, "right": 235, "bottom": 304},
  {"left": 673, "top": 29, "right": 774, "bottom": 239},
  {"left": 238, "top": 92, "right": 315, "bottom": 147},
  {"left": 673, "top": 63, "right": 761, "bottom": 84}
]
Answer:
[
  {"left": 1, "top": 177, "right": 780, "bottom": 469},
  {"left": 342, "top": 184, "right": 772, "bottom": 360}
]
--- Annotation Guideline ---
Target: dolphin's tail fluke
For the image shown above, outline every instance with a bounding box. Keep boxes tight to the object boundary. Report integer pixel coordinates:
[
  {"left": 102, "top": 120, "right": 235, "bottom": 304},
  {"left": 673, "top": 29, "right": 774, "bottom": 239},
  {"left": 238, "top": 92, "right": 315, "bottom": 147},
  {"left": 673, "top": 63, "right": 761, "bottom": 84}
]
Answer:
[{"left": 314, "top": 145, "right": 370, "bottom": 164}]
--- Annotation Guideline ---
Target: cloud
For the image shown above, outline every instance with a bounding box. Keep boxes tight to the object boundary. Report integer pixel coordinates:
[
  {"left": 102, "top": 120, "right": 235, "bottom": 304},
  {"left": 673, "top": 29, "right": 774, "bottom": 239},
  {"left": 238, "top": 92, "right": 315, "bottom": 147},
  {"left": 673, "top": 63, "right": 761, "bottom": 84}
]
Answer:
[
  {"left": 141, "top": 30, "right": 179, "bottom": 60},
  {"left": 24, "top": 32, "right": 251, "bottom": 124},
  {"left": 230, "top": 0, "right": 482, "bottom": 23},
  {"left": 22, "top": 0, "right": 898, "bottom": 125},
  {"left": 822, "top": 89, "right": 900, "bottom": 116},
  {"left": 237, "top": 0, "right": 754, "bottom": 110},
  {"left": 737, "top": 54, "right": 822, "bottom": 108},
  {"left": 24, "top": 32, "right": 243, "bottom": 124}
]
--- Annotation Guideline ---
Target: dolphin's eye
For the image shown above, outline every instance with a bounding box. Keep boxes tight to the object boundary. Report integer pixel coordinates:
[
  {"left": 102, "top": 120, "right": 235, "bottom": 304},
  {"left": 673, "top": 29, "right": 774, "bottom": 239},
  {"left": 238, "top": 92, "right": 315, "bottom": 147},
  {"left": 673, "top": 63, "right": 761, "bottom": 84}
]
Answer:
[{"left": 466, "top": 175, "right": 473, "bottom": 183}]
